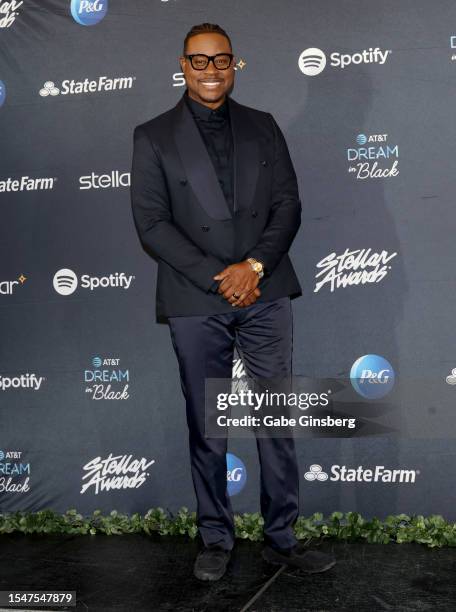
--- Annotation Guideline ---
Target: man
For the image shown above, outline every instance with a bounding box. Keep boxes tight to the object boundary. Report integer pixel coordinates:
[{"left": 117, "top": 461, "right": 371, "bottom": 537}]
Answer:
[{"left": 130, "top": 22, "right": 336, "bottom": 581}]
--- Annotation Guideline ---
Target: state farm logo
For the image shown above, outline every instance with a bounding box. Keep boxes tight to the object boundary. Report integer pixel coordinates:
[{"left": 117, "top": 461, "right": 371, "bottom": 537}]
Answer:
[
  {"left": 39, "top": 75, "right": 135, "bottom": 97},
  {"left": 0, "top": 174, "right": 56, "bottom": 192},
  {"left": 446, "top": 368, "right": 456, "bottom": 385},
  {"left": 39, "top": 81, "right": 59, "bottom": 97},
  {"left": 298, "top": 46, "right": 391, "bottom": 76},
  {"left": 53, "top": 268, "right": 134, "bottom": 296},
  {"left": 305, "top": 464, "right": 419, "bottom": 483},
  {"left": 304, "top": 464, "right": 328, "bottom": 481}
]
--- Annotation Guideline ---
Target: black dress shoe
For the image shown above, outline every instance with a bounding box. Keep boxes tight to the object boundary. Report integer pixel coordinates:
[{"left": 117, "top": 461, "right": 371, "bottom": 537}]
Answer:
[
  {"left": 262, "top": 543, "right": 336, "bottom": 573},
  {"left": 193, "top": 545, "right": 231, "bottom": 581}
]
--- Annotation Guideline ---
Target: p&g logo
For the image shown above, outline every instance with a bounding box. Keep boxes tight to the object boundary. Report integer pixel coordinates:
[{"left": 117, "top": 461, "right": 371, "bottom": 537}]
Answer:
[
  {"left": 70, "top": 0, "right": 108, "bottom": 26},
  {"left": 226, "top": 453, "right": 247, "bottom": 496},
  {"left": 350, "top": 354, "right": 395, "bottom": 399}
]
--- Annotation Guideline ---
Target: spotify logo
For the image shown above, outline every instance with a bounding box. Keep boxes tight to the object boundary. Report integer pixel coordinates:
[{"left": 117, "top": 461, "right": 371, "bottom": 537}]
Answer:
[{"left": 298, "top": 48, "right": 327, "bottom": 76}]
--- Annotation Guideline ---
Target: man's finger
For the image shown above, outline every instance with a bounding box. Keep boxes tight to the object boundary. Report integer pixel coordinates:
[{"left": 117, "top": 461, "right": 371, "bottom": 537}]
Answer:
[
  {"left": 213, "top": 269, "right": 230, "bottom": 281},
  {"left": 231, "top": 286, "right": 257, "bottom": 307}
]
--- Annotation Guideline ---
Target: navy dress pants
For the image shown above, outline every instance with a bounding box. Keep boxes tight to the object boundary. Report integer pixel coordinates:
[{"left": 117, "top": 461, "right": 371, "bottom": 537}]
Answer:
[{"left": 167, "top": 296, "right": 299, "bottom": 551}]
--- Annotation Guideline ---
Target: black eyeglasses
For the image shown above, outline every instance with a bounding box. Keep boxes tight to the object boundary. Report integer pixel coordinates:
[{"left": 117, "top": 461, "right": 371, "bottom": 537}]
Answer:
[{"left": 184, "top": 53, "right": 234, "bottom": 71}]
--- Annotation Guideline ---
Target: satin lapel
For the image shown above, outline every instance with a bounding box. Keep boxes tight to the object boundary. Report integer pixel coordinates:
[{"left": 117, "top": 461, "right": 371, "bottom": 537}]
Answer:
[
  {"left": 173, "top": 94, "right": 232, "bottom": 221},
  {"left": 228, "top": 96, "right": 259, "bottom": 215}
]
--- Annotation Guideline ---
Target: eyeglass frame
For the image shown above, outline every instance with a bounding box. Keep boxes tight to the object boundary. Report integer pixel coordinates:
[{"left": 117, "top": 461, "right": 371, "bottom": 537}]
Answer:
[{"left": 183, "top": 53, "right": 234, "bottom": 71}]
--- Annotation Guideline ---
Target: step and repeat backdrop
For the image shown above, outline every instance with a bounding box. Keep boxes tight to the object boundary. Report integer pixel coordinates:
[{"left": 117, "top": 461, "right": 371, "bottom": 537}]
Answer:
[{"left": 1, "top": 0, "right": 456, "bottom": 520}]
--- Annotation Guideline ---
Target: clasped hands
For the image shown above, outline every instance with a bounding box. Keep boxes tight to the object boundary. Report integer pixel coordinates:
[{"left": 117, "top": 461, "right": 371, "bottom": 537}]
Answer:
[{"left": 213, "top": 261, "right": 261, "bottom": 307}]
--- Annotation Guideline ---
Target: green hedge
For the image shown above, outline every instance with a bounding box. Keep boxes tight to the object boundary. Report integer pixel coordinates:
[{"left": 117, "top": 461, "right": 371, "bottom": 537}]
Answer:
[{"left": 1, "top": 509, "right": 456, "bottom": 548}]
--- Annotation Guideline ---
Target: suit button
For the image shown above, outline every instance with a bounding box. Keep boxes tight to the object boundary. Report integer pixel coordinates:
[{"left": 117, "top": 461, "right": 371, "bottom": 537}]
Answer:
[
  {"left": 260, "top": 160, "right": 268, "bottom": 166},
  {"left": 218, "top": 178, "right": 224, "bottom": 184},
  {"left": 179, "top": 179, "right": 187, "bottom": 185},
  {"left": 251, "top": 210, "right": 258, "bottom": 217},
  {"left": 201, "top": 225, "right": 210, "bottom": 232}
]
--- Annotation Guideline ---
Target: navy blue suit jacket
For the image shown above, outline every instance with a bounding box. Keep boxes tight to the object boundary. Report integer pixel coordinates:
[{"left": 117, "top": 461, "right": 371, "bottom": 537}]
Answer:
[{"left": 130, "top": 92, "right": 302, "bottom": 322}]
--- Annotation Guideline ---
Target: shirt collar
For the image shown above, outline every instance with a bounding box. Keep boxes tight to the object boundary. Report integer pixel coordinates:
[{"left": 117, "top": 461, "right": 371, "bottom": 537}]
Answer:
[{"left": 184, "top": 89, "right": 229, "bottom": 121}]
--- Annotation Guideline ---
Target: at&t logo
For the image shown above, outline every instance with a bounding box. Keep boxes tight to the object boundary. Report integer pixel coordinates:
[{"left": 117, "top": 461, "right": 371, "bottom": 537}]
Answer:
[{"left": 84, "top": 355, "right": 130, "bottom": 401}]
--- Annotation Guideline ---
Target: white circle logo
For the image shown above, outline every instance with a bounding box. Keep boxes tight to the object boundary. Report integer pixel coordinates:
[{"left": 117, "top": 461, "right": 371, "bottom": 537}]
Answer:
[
  {"left": 53, "top": 268, "right": 78, "bottom": 295},
  {"left": 39, "top": 81, "right": 60, "bottom": 97},
  {"left": 298, "top": 48, "right": 327, "bottom": 76},
  {"left": 304, "top": 464, "right": 329, "bottom": 481}
]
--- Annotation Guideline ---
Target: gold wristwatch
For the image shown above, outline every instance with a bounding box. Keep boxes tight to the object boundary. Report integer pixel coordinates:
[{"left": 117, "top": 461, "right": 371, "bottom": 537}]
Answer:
[{"left": 246, "top": 257, "right": 264, "bottom": 279}]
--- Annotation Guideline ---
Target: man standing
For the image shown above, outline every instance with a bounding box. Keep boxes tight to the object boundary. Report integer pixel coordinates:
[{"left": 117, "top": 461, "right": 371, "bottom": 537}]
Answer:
[{"left": 130, "top": 22, "right": 336, "bottom": 581}]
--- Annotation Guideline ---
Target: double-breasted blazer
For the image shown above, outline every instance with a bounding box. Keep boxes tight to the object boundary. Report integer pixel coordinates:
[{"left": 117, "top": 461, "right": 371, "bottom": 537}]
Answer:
[{"left": 130, "top": 91, "right": 302, "bottom": 322}]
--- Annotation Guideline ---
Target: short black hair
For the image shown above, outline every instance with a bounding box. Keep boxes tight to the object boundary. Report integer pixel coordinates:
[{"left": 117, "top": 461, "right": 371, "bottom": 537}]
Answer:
[{"left": 183, "top": 23, "right": 232, "bottom": 55}]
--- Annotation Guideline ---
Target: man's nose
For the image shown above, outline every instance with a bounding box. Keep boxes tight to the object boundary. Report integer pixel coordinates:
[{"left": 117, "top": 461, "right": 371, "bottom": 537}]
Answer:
[{"left": 205, "top": 58, "right": 219, "bottom": 73}]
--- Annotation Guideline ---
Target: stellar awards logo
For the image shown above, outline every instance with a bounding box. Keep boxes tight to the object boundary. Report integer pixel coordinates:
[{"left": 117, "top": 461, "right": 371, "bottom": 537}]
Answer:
[
  {"left": 0, "top": 0, "right": 23, "bottom": 28},
  {"left": 81, "top": 452, "right": 155, "bottom": 495},
  {"left": 314, "top": 248, "right": 397, "bottom": 293}
]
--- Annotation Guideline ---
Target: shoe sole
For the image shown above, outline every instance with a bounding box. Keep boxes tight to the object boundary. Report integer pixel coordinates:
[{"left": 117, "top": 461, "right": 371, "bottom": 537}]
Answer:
[
  {"left": 262, "top": 550, "right": 336, "bottom": 574},
  {"left": 194, "top": 567, "right": 227, "bottom": 581}
]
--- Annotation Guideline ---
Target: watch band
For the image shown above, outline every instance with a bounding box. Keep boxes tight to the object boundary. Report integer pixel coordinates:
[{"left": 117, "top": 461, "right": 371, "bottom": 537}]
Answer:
[{"left": 247, "top": 257, "right": 264, "bottom": 279}]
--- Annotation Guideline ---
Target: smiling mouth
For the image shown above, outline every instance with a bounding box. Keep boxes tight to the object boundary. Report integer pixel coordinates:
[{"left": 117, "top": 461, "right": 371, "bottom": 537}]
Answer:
[{"left": 199, "top": 81, "right": 222, "bottom": 88}]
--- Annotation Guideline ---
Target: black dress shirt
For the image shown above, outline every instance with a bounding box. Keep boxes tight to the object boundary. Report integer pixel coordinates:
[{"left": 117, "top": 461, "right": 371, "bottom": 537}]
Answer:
[
  {"left": 184, "top": 89, "right": 234, "bottom": 216},
  {"left": 184, "top": 89, "right": 234, "bottom": 292}
]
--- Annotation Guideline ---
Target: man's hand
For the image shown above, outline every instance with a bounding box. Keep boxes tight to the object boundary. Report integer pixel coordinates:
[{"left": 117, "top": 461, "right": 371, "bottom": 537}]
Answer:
[
  {"left": 213, "top": 261, "right": 260, "bottom": 307},
  {"left": 236, "top": 286, "right": 261, "bottom": 307}
]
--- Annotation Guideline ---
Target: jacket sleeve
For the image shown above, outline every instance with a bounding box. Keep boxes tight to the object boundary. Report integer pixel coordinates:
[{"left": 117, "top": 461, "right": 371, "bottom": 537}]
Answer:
[
  {"left": 244, "top": 113, "right": 302, "bottom": 277},
  {"left": 130, "top": 124, "right": 226, "bottom": 292}
]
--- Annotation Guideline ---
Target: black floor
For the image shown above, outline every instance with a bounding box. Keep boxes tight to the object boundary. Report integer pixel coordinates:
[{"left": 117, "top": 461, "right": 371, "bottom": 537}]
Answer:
[{"left": 0, "top": 533, "right": 455, "bottom": 611}]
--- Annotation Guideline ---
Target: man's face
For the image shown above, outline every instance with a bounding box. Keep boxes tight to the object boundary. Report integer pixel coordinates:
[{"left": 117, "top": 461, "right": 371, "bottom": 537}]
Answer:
[{"left": 179, "top": 32, "right": 235, "bottom": 108}]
